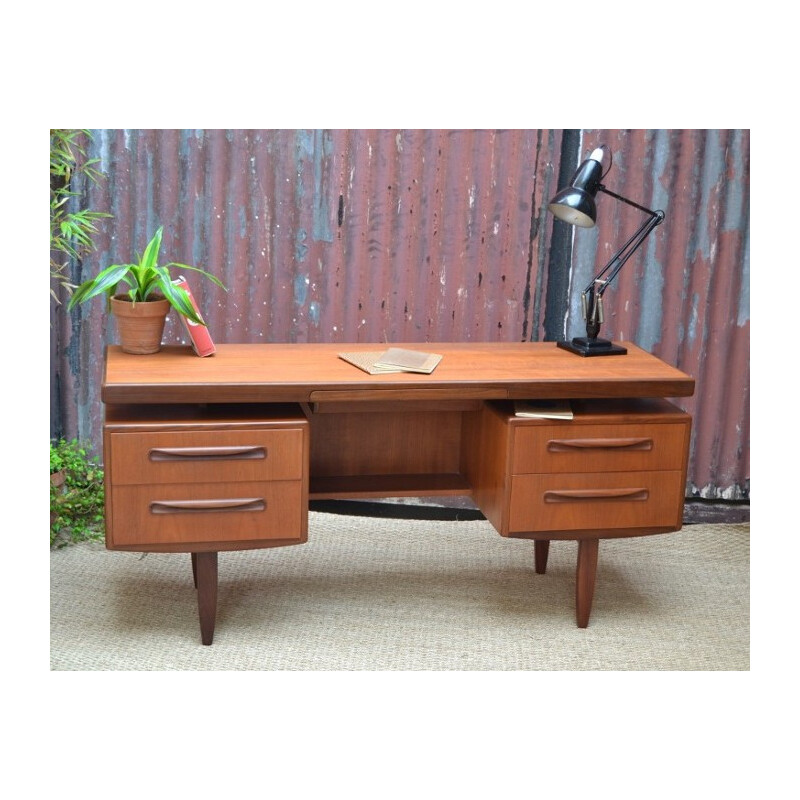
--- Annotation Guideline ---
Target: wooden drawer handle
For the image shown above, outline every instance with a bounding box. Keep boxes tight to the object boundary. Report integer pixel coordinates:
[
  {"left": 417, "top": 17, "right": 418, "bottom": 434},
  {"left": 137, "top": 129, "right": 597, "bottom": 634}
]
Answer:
[
  {"left": 150, "top": 498, "right": 266, "bottom": 514},
  {"left": 149, "top": 446, "right": 266, "bottom": 462},
  {"left": 544, "top": 488, "right": 649, "bottom": 503},
  {"left": 547, "top": 438, "right": 653, "bottom": 452}
]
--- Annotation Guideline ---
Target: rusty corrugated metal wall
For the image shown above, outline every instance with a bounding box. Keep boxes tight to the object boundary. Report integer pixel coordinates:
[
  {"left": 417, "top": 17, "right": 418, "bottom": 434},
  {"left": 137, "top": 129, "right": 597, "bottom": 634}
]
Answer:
[{"left": 51, "top": 129, "right": 749, "bottom": 502}]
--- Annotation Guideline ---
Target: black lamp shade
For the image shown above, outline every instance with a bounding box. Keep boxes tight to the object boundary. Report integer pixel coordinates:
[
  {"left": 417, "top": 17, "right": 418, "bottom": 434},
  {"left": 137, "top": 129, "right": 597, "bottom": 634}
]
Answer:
[
  {"left": 548, "top": 187, "right": 597, "bottom": 227},
  {"left": 547, "top": 153, "right": 604, "bottom": 228}
]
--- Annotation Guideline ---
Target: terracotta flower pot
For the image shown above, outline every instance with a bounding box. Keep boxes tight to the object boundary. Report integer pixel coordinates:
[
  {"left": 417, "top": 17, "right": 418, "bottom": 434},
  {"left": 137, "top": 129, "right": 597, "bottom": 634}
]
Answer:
[{"left": 111, "top": 296, "right": 170, "bottom": 354}]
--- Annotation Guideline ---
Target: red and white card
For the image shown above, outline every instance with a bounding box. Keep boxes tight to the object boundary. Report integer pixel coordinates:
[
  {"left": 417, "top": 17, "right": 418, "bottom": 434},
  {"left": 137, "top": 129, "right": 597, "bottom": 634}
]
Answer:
[{"left": 173, "top": 276, "right": 216, "bottom": 357}]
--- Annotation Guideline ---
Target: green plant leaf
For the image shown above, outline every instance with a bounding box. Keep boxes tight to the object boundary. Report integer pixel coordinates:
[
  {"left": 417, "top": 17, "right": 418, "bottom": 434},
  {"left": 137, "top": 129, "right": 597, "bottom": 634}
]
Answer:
[
  {"left": 157, "top": 272, "right": 206, "bottom": 324},
  {"left": 68, "top": 263, "right": 133, "bottom": 308},
  {"left": 140, "top": 226, "right": 164, "bottom": 272},
  {"left": 164, "top": 262, "right": 227, "bottom": 290}
]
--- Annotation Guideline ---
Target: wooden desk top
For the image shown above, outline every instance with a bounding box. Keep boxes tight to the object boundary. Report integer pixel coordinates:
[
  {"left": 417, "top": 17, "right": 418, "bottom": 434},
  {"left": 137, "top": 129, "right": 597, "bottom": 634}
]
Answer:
[{"left": 102, "top": 342, "right": 695, "bottom": 404}]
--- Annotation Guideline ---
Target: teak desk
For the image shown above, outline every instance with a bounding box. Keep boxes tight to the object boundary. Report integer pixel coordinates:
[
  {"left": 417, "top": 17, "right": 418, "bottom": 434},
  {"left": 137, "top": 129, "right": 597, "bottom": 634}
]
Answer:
[{"left": 102, "top": 342, "right": 694, "bottom": 644}]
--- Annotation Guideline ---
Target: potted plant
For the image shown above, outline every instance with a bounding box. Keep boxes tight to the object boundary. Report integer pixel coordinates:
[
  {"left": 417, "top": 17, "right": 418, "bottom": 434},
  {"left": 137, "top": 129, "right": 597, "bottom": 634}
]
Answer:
[{"left": 67, "top": 225, "right": 226, "bottom": 354}]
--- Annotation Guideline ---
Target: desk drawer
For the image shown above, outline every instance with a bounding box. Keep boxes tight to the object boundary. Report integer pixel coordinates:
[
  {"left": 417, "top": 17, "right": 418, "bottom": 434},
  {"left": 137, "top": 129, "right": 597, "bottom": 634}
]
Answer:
[
  {"left": 508, "top": 470, "right": 684, "bottom": 533},
  {"left": 511, "top": 422, "right": 687, "bottom": 475},
  {"left": 108, "top": 480, "right": 305, "bottom": 547},
  {"left": 109, "top": 428, "right": 305, "bottom": 486}
]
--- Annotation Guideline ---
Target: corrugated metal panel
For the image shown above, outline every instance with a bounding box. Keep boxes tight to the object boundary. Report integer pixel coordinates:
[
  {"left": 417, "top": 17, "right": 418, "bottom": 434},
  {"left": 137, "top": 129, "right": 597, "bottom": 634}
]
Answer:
[
  {"left": 51, "top": 129, "right": 749, "bottom": 502},
  {"left": 568, "top": 130, "right": 750, "bottom": 499}
]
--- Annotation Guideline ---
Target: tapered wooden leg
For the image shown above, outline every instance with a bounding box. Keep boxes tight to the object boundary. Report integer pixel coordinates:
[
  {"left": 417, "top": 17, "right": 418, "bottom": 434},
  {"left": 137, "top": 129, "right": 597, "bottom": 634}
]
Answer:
[
  {"left": 194, "top": 552, "right": 218, "bottom": 645},
  {"left": 191, "top": 553, "right": 198, "bottom": 588},
  {"left": 575, "top": 538, "right": 599, "bottom": 628},
  {"left": 534, "top": 540, "right": 550, "bottom": 574}
]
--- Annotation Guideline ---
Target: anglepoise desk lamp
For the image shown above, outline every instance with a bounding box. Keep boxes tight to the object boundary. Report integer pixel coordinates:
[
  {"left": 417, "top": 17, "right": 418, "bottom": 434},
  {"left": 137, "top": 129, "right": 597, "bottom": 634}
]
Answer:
[{"left": 547, "top": 145, "right": 665, "bottom": 356}]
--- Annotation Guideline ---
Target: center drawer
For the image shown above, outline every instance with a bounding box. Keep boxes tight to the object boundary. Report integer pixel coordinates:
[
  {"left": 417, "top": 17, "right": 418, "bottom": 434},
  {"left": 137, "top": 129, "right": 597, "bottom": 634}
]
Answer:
[{"left": 109, "top": 428, "right": 305, "bottom": 485}]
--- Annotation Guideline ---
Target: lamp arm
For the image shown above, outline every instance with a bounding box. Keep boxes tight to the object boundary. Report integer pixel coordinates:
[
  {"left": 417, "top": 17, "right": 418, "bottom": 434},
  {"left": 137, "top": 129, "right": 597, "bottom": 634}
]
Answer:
[
  {"left": 596, "top": 185, "right": 659, "bottom": 217},
  {"left": 583, "top": 208, "right": 665, "bottom": 298},
  {"left": 581, "top": 189, "right": 665, "bottom": 299},
  {"left": 578, "top": 191, "right": 664, "bottom": 339}
]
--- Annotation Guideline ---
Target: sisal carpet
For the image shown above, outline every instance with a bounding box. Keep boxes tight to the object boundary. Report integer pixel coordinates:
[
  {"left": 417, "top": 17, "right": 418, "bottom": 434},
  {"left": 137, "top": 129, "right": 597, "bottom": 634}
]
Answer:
[{"left": 50, "top": 513, "right": 749, "bottom": 671}]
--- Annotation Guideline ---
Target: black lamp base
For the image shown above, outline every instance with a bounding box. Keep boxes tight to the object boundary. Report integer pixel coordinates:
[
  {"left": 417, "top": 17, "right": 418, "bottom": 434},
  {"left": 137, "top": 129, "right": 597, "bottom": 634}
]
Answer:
[{"left": 557, "top": 337, "right": 627, "bottom": 357}]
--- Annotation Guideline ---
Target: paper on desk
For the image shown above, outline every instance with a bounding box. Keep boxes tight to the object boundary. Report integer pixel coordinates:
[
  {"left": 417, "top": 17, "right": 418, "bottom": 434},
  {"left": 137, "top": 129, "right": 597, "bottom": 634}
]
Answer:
[
  {"left": 373, "top": 347, "right": 443, "bottom": 374},
  {"left": 338, "top": 351, "right": 404, "bottom": 374}
]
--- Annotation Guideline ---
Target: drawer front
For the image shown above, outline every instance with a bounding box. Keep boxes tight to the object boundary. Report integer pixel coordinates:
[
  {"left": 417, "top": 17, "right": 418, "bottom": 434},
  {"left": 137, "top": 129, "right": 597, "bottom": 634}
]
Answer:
[
  {"left": 110, "top": 428, "right": 305, "bottom": 485},
  {"left": 512, "top": 422, "right": 687, "bottom": 475},
  {"left": 109, "top": 480, "right": 305, "bottom": 547},
  {"left": 509, "top": 470, "right": 684, "bottom": 533}
]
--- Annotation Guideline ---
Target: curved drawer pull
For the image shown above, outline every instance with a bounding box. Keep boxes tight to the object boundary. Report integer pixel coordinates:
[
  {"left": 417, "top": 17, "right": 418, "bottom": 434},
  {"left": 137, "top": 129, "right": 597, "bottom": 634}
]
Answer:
[
  {"left": 150, "top": 498, "right": 266, "bottom": 514},
  {"left": 547, "top": 437, "right": 653, "bottom": 452},
  {"left": 544, "top": 488, "right": 649, "bottom": 503},
  {"left": 149, "top": 446, "right": 266, "bottom": 462}
]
